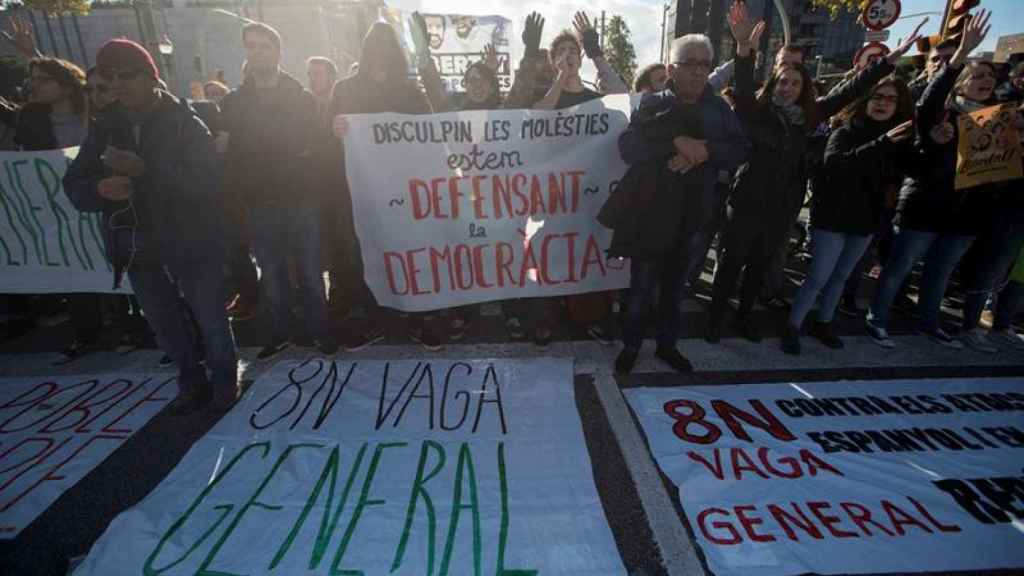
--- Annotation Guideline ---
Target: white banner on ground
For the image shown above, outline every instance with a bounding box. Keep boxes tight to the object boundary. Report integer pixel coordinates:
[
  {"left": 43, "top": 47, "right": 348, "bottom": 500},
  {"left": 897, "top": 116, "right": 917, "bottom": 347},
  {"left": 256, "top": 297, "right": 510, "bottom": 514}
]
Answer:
[
  {"left": 344, "top": 96, "right": 631, "bottom": 312},
  {"left": 75, "top": 358, "right": 625, "bottom": 575},
  {"left": 0, "top": 149, "right": 125, "bottom": 294},
  {"left": 0, "top": 374, "right": 177, "bottom": 538},
  {"left": 625, "top": 378, "right": 1024, "bottom": 576},
  {"left": 420, "top": 14, "right": 514, "bottom": 93}
]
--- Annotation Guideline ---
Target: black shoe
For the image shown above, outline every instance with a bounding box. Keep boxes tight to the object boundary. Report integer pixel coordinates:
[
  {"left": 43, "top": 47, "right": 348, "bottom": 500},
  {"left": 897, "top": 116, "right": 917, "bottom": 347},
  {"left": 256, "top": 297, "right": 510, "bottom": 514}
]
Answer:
[
  {"left": 533, "top": 328, "right": 553, "bottom": 347},
  {"left": 655, "top": 345, "right": 694, "bottom": 373},
  {"left": 61, "top": 337, "right": 97, "bottom": 359},
  {"left": 167, "top": 387, "right": 212, "bottom": 415},
  {"left": 409, "top": 326, "right": 443, "bottom": 351},
  {"left": 735, "top": 315, "right": 762, "bottom": 342},
  {"left": 207, "top": 385, "right": 240, "bottom": 414},
  {"left": 157, "top": 354, "right": 174, "bottom": 368},
  {"left": 781, "top": 325, "right": 801, "bottom": 355},
  {"left": 704, "top": 315, "right": 724, "bottom": 344},
  {"left": 615, "top": 346, "right": 639, "bottom": 374},
  {"left": 315, "top": 338, "right": 339, "bottom": 356},
  {"left": 762, "top": 296, "right": 790, "bottom": 311},
  {"left": 256, "top": 340, "right": 291, "bottom": 361},
  {"left": 811, "top": 320, "right": 844, "bottom": 349},
  {"left": 343, "top": 328, "right": 385, "bottom": 352},
  {"left": 838, "top": 295, "right": 865, "bottom": 318}
]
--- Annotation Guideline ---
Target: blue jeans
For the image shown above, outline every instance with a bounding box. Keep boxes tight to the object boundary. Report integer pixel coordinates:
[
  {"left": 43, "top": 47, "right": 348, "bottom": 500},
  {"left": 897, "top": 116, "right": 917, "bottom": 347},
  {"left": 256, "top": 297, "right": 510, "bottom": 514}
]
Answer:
[
  {"left": 868, "top": 229, "right": 974, "bottom": 330},
  {"left": 789, "top": 229, "right": 872, "bottom": 327},
  {"left": 128, "top": 256, "right": 237, "bottom": 396},
  {"left": 249, "top": 201, "right": 328, "bottom": 343},
  {"left": 622, "top": 254, "right": 684, "bottom": 349}
]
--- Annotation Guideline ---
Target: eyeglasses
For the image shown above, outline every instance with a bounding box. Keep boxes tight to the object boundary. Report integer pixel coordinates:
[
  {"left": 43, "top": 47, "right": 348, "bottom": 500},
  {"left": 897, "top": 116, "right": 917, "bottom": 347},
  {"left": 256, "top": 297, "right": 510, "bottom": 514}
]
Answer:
[
  {"left": 869, "top": 93, "right": 898, "bottom": 103},
  {"left": 674, "top": 60, "right": 713, "bottom": 71},
  {"left": 99, "top": 69, "right": 143, "bottom": 81}
]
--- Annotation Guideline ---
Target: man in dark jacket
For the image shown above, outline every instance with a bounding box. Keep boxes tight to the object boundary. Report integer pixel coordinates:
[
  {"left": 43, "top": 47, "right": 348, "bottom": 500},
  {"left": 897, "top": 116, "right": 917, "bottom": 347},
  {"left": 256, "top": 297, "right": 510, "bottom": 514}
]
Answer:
[
  {"left": 219, "top": 22, "right": 335, "bottom": 359},
  {"left": 611, "top": 34, "right": 748, "bottom": 374},
  {"left": 63, "top": 39, "right": 237, "bottom": 413}
]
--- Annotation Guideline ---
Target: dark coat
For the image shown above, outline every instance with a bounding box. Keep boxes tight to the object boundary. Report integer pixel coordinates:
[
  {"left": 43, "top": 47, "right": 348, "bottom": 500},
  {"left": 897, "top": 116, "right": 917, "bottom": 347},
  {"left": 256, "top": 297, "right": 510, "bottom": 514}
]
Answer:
[
  {"left": 896, "top": 63, "right": 1010, "bottom": 236},
  {"left": 811, "top": 120, "right": 916, "bottom": 235},
  {"left": 219, "top": 72, "right": 317, "bottom": 205},
  {"left": 729, "top": 54, "right": 895, "bottom": 225},
  {"left": 14, "top": 102, "right": 58, "bottom": 150},
  {"left": 62, "top": 91, "right": 223, "bottom": 288},
  {"left": 605, "top": 86, "right": 713, "bottom": 259}
]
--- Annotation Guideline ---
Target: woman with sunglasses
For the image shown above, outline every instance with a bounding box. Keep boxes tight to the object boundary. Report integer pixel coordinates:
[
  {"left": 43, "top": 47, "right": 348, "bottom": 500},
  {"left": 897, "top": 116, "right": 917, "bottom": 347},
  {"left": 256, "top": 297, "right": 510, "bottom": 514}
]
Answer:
[{"left": 781, "top": 76, "right": 915, "bottom": 354}]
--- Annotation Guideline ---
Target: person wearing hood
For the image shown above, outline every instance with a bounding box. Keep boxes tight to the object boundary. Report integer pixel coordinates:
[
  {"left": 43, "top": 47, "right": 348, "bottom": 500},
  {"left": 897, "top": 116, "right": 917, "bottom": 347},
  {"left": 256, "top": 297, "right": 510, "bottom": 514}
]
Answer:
[
  {"left": 219, "top": 22, "right": 335, "bottom": 359},
  {"left": 705, "top": 1, "right": 915, "bottom": 344},
  {"left": 866, "top": 10, "right": 996, "bottom": 350},
  {"left": 63, "top": 39, "right": 237, "bottom": 414},
  {"left": 782, "top": 76, "right": 916, "bottom": 354}
]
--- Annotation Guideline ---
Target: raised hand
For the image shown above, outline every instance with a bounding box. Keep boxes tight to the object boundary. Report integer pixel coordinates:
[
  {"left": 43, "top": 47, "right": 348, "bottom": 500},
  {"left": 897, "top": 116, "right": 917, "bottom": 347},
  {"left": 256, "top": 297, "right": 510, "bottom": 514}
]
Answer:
[
  {"left": 1, "top": 15, "right": 40, "bottom": 59},
  {"left": 667, "top": 154, "right": 693, "bottom": 174},
  {"left": 929, "top": 112, "right": 955, "bottom": 145},
  {"left": 886, "top": 18, "right": 928, "bottom": 63},
  {"left": 483, "top": 42, "right": 499, "bottom": 71},
  {"left": 332, "top": 115, "right": 349, "bottom": 140},
  {"left": 101, "top": 146, "right": 146, "bottom": 178},
  {"left": 884, "top": 119, "right": 915, "bottom": 143},
  {"left": 673, "top": 136, "right": 709, "bottom": 166},
  {"left": 573, "top": 12, "right": 602, "bottom": 59},
  {"left": 952, "top": 9, "right": 992, "bottom": 67},
  {"left": 727, "top": 1, "right": 765, "bottom": 57},
  {"left": 522, "top": 12, "right": 545, "bottom": 58},
  {"left": 97, "top": 176, "right": 134, "bottom": 202}
]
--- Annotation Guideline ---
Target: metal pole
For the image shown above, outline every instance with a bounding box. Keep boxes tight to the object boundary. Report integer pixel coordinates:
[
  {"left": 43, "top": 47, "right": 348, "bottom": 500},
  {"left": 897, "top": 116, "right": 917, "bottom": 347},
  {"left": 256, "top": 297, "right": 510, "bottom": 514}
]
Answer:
[
  {"left": 772, "top": 0, "right": 791, "bottom": 46},
  {"left": 756, "top": 0, "right": 775, "bottom": 79},
  {"left": 71, "top": 13, "right": 90, "bottom": 68},
  {"left": 600, "top": 11, "right": 606, "bottom": 51},
  {"left": 660, "top": 4, "right": 668, "bottom": 62}
]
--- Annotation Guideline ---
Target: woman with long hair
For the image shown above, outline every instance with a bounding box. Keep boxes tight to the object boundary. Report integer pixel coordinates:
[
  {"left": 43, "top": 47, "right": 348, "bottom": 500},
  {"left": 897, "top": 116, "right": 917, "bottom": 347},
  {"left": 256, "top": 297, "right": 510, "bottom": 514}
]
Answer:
[
  {"left": 781, "top": 76, "right": 915, "bottom": 354},
  {"left": 16, "top": 57, "right": 87, "bottom": 150},
  {"left": 705, "top": 1, "right": 914, "bottom": 343},
  {"left": 866, "top": 11, "right": 996, "bottom": 350}
]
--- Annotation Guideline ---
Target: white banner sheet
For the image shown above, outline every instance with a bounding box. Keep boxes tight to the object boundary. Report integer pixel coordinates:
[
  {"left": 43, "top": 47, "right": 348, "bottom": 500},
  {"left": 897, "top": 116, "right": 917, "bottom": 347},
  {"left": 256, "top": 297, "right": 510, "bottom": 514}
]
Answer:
[
  {"left": 0, "top": 148, "right": 127, "bottom": 294},
  {"left": 343, "top": 96, "right": 631, "bottom": 312},
  {"left": 626, "top": 378, "right": 1024, "bottom": 576},
  {"left": 74, "top": 358, "right": 625, "bottom": 575},
  {"left": 0, "top": 374, "right": 177, "bottom": 538}
]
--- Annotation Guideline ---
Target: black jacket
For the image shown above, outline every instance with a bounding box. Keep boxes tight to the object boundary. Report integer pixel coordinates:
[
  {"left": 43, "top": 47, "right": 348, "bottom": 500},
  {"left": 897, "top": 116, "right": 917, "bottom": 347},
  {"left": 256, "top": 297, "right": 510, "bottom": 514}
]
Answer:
[
  {"left": 14, "top": 102, "right": 59, "bottom": 150},
  {"left": 811, "top": 121, "right": 916, "bottom": 235},
  {"left": 896, "top": 63, "right": 1007, "bottom": 236},
  {"left": 729, "top": 54, "right": 895, "bottom": 224},
  {"left": 219, "top": 72, "right": 317, "bottom": 205},
  {"left": 63, "top": 92, "right": 223, "bottom": 288},
  {"left": 604, "top": 87, "right": 708, "bottom": 259}
]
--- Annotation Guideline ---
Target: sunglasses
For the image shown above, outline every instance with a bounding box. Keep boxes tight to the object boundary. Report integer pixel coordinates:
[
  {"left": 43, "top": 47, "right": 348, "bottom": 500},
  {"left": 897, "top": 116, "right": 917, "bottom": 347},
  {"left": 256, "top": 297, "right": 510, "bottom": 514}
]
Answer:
[{"left": 99, "top": 69, "right": 143, "bottom": 81}]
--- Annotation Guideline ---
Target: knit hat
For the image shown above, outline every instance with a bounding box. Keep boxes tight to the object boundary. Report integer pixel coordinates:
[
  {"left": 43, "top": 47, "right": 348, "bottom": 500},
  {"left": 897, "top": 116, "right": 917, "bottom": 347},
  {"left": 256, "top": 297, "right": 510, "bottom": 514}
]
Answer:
[{"left": 96, "top": 39, "right": 159, "bottom": 80}]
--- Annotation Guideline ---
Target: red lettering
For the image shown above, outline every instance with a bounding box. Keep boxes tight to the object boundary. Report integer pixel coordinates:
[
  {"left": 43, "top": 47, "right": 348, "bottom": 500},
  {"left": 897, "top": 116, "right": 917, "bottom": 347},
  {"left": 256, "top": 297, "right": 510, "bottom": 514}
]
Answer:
[
  {"left": 711, "top": 399, "right": 797, "bottom": 443},
  {"left": 687, "top": 450, "right": 725, "bottom": 480},
  {"left": 758, "top": 447, "right": 801, "bottom": 479},
  {"left": 801, "top": 448, "right": 844, "bottom": 477},
  {"left": 579, "top": 234, "right": 606, "bottom": 280},
  {"left": 697, "top": 508, "right": 741, "bottom": 545},
  {"left": 471, "top": 245, "right": 492, "bottom": 288},
  {"left": 731, "top": 448, "right": 770, "bottom": 480},
  {"left": 407, "top": 248, "right": 429, "bottom": 295},
  {"left": 540, "top": 234, "right": 562, "bottom": 285},
  {"left": 430, "top": 177, "right": 448, "bottom": 218},
  {"left": 447, "top": 177, "right": 463, "bottom": 219},
  {"left": 102, "top": 377, "right": 175, "bottom": 434},
  {"left": 496, "top": 242, "right": 516, "bottom": 287},
  {"left": 472, "top": 176, "right": 487, "bottom": 219},
  {"left": 767, "top": 503, "right": 824, "bottom": 541},
  {"left": 39, "top": 379, "right": 136, "bottom": 434},
  {"left": 908, "top": 496, "right": 961, "bottom": 533},
  {"left": 665, "top": 400, "right": 720, "bottom": 444},
  {"left": 408, "top": 179, "right": 431, "bottom": 220},
  {"left": 384, "top": 252, "right": 409, "bottom": 296},
  {"left": 567, "top": 170, "right": 584, "bottom": 213},
  {"left": 840, "top": 502, "right": 895, "bottom": 536},
  {"left": 881, "top": 499, "right": 933, "bottom": 535},
  {"left": 735, "top": 505, "right": 775, "bottom": 542},
  {"left": 807, "top": 501, "right": 858, "bottom": 538}
]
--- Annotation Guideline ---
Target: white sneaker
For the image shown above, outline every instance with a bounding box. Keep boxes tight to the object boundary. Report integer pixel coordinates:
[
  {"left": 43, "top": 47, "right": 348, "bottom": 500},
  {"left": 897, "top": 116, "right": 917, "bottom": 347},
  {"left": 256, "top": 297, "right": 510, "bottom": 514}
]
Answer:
[
  {"left": 961, "top": 328, "right": 998, "bottom": 354},
  {"left": 989, "top": 328, "right": 1024, "bottom": 352}
]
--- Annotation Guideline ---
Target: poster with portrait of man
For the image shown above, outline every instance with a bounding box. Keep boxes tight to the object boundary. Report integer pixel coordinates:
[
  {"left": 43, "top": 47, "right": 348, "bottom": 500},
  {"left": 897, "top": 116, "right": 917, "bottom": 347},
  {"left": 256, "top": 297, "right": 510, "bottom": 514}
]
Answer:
[
  {"left": 419, "top": 13, "right": 514, "bottom": 94},
  {"left": 955, "top": 102, "right": 1024, "bottom": 190}
]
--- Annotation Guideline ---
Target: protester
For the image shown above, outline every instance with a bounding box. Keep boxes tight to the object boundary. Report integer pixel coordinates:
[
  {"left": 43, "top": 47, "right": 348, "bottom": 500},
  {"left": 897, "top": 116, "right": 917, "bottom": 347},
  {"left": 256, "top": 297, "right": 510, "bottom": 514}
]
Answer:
[
  {"left": 955, "top": 61, "right": 1024, "bottom": 352},
  {"left": 996, "top": 61, "right": 1024, "bottom": 103},
  {"left": 866, "top": 10, "right": 993, "bottom": 349},
  {"left": 220, "top": 22, "right": 336, "bottom": 359},
  {"left": 634, "top": 63, "right": 668, "bottom": 94},
  {"left": 64, "top": 39, "right": 238, "bottom": 413},
  {"left": 202, "top": 80, "right": 229, "bottom": 103},
  {"left": 609, "top": 33, "right": 748, "bottom": 374},
  {"left": 909, "top": 37, "right": 959, "bottom": 100},
  {"left": 332, "top": 21, "right": 440, "bottom": 350},
  {"left": 706, "top": 1, "right": 914, "bottom": 343},
  {"left": 782, "top": 76, "right": 916, "bottom": 354}
]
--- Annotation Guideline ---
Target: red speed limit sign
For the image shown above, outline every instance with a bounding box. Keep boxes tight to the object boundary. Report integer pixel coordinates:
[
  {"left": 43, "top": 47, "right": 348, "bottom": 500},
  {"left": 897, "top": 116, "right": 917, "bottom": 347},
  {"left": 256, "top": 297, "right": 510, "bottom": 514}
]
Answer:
[
  {"left": 853, "top": 42, "right": 891, "bottom": 69},
  {"left": 862, "top": 0, "right": 901, "bottom": 31}
]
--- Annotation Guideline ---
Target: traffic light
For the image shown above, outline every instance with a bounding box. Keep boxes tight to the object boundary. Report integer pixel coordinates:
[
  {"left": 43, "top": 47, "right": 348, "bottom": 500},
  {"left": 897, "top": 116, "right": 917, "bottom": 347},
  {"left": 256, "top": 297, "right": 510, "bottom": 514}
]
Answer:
[{"left": 942, "top": 0, "right": 981, "bottom": 44}]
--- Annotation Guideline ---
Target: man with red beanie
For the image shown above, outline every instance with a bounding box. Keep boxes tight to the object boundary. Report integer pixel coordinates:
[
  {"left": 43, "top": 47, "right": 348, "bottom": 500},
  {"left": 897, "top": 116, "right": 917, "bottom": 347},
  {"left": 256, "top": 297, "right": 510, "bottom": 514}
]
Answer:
[{"left": 63, "top": 39, "right": 239, "bottom": 414}]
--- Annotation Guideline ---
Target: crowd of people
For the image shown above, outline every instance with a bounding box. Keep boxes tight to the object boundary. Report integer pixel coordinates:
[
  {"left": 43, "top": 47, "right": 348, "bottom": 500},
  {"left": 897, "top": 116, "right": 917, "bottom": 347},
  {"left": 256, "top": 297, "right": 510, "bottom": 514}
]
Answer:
[{"left": 0, "top": 1, "right": 1021, "bottom": 414}]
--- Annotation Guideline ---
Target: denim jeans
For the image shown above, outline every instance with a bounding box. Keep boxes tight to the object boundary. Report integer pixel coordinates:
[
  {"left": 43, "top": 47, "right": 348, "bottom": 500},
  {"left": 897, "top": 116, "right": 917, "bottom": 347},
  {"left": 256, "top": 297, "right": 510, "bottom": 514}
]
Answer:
[
  {"left": 622, "top": 253, "right": 684, "bottom": 349},
  {"left": 249, "top": 200, "right": 328, "bottom": 343},
  {"left": 128, "top": 256, "right": 237, "bottom": 396},
  {"left": 868, "top": 229, "right": 974, "bottom": 330},
  {"left": 961, "top": 218, "right": 1024, "bottom": 331},
  {"left": 789, "top": 229, "right": 873, "bottom": 327}
]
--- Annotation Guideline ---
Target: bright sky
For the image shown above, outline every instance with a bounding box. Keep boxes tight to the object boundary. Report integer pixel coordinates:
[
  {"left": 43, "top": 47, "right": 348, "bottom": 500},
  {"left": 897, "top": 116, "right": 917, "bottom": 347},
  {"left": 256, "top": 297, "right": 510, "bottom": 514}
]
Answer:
[{"left": 387, "top": 0, "right": 1021, "bottom": 76}]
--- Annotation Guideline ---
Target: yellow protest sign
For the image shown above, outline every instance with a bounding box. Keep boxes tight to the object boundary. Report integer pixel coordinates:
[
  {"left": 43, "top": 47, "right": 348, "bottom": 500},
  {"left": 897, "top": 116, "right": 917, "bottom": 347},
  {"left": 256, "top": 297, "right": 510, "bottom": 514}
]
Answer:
[{"left": 955, "top": 102, "right": 1023, "bottom": 190}]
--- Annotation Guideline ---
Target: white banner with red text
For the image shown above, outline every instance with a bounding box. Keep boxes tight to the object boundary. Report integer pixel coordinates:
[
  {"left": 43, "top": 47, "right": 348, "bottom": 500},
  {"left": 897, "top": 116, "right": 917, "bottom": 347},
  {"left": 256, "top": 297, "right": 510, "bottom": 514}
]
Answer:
[
  {"left": 625, "top": 378, "right": 1024, "bottom": 576},
  {"left": 343, "top": 95, "right": 632, "bottom": 312}
]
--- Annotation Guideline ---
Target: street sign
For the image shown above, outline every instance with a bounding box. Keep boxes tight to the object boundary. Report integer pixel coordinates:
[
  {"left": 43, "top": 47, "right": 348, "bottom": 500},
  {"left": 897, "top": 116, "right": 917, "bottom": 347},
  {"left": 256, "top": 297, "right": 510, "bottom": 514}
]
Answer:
[
  {"left": 865, "top": 29, "right": 891, "bottom": 42},
  {"left": 854, "top": 42, "right": 891, "bottom": 69},
  {"left": 862, "top": 0, "right": 901, "bottom": 31}
]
